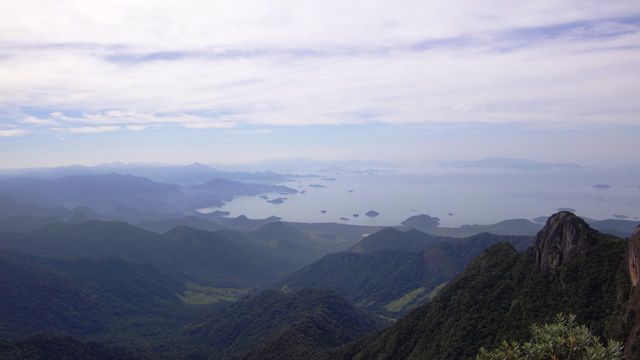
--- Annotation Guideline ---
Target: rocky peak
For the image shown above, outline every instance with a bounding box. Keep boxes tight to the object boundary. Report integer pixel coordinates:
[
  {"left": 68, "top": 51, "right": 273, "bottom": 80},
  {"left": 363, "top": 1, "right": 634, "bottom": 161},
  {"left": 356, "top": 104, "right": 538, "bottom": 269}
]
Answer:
[
  {"left": 629, "top": 226, "right": 640, "bottom": 287},
  {"left": 534, "top": 212, "right": 594, "bottom": 273}
]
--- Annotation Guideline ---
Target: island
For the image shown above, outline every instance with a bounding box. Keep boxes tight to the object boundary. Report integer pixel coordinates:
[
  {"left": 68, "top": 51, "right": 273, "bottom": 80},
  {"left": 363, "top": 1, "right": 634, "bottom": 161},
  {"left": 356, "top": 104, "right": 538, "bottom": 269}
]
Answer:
[
  {"left": 309, "top": 184, "right": 326, "bottom": 188},
  {"left": 259, "top": 195, "right": 269, "bottom": 200},
  {"left": 339, "top": 217, "right": 349, "bottom": 221},
  {"left": 593, "top": 184, "right": 611, "bottom": 189},
  {"left": 267, "top": 197, "right": 287, "bottom": 204},
  {"left": 323, "top": 177, "right": 337, "bottom": 181},
  {"left": 365, "top": 210, "right": 380, "bottom": 217},
  {"left": 352, "top": 213, "right": 359, "bottom": 217},
  {"left": 321, "top": 210, "right": 327, "bottom": 214}
]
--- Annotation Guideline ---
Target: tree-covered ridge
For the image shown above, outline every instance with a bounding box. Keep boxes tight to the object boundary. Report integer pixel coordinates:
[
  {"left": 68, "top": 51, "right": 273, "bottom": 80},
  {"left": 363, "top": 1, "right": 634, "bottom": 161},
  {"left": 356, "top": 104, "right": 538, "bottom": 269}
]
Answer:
[
  {"left": 314, "top": 213, "right": 635, "bottom": 360},
  {"left": 279, "top": 229, "right": 533, "bottom": 315},
  {"left": 0, "top": 334, "right": 149, "bottom": 360},
  {"left": 183, "top": 289, "right": 383, "bottom": 359}
]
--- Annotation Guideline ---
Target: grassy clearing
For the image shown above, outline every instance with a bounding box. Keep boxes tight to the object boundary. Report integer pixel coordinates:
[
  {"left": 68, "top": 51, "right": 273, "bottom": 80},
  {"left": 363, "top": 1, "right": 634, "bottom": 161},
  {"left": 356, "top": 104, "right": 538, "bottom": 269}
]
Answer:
[
  {"left": 180, "top": 284, "right": 249, "bottom": 305},
  {"left": 384, "top": 287, "right": 426, "bottom": 313}
]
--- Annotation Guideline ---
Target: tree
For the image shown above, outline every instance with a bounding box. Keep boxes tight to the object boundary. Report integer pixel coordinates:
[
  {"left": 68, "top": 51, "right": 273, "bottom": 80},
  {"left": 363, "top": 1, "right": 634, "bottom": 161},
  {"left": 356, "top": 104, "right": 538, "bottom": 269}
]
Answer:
[{"left": 476, "top": 314, "right": 623, "bottom": 360}]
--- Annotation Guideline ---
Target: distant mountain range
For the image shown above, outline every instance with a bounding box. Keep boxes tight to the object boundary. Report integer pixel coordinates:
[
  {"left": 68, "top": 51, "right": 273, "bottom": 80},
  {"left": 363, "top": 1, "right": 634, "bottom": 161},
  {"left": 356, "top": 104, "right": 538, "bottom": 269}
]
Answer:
[
  {"left": 438, "top": 157, "right": 582, "bottom": 170},
  {"left": 0, "top": 162, "right": 291, "bottom": 186},
  {"left": 0, "top": 220, "right": 317, "bottom": 287},
  {"left": 0, "top": 173, "right": 295, "bottom": 217}
]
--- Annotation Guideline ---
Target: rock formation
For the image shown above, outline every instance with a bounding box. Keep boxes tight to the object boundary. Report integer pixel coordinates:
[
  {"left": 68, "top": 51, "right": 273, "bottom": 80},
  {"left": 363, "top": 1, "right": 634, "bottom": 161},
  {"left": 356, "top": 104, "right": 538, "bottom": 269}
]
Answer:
[
  {"left": 534, "top": 211, "right": 595, "bottom": 273},
  {"left": 629, "top": 226, "right": 640, "bottom": 287}
]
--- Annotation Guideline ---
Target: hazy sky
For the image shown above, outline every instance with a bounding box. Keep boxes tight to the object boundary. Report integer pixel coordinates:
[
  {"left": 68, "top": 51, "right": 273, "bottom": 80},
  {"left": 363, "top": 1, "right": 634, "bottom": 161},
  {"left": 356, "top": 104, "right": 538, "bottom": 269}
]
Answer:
[{"left": 1, "top": 1, "right": 639, "bottom": 167}]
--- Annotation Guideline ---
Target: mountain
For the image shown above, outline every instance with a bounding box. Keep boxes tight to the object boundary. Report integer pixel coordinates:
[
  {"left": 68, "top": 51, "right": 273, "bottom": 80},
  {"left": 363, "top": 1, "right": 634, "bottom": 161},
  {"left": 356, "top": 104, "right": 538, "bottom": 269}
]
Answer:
[
  {"left": 0, "top": 174, "right": 297, "bottom": 221},
  {"left": 438, "top": 157, "right": 582, "bottom": 170},
  {"left": 349, "top": 228, "right": 442, "bottom": 253},
  {"left": 137, "top": 216, "right": 223, "bottom": 233},
  {"left": 0, "top": 162, "right": 291, "bottom": 186},
  {"left": 533, "top": 215, "right": 640, "bottom": 238},
  {"left": 0, "top": 215, "right": 62, "bottom": 233},
  {"left": 278, "top": 229, "right": 532, "bottom": 315},
  {"left": 0, "top": 220, "right": 305, "bottom": 287},
  {"left": 316, "top": 212, "right": 638, "bottom": 360},
  {"left": 0, "top": 250, "right": 186, "bottom": 338},
  {"left": 587, "top": 218, "right": 640, "bottom": 238},
  {"left": 0, "top": 334, "right": 148, "bottom": 360},
  {"left": 190, "top": 178, "right": 296, "bottom": 199},
  {"left": 400, "top": 213, "right": 543, "bottom": 237},
  {"left": 0, "top": 194, "right": 99, "bottom": 222},
  {"left": 0, "top": 174, "right": 188, "bottom": 214},
  {"left": 184, "top": 289, "right": 382, "bottom": 359}
]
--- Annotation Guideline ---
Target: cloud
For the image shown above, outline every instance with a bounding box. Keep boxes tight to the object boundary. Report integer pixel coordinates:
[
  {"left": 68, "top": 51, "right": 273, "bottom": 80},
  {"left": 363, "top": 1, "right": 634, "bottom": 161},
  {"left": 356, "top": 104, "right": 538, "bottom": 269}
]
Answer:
[
  {"left": 0, "top": 129, "right": 27, "bottom": 137},
  {"left": 126, "top": 125, "right": 147, "bottom": 131},
  {"left": 65, "top": 126, "right": 120, "bottom": 134},
  {"left": 0, "top": 1, "right": 639, "bottom": 136}
]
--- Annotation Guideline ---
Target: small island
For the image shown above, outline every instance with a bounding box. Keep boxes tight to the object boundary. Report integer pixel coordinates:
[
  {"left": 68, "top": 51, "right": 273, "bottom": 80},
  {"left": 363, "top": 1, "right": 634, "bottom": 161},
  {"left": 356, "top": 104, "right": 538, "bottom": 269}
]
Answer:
[
  {"left": 352, "top": 213, "right": 359, "bottom": 217},
  {"left": 321, "top": 210, "right": 327, "bottom": 214},
  {"left": 593, "top": 184, "right": 611, "bottom": 189},
  {"left": 323, "top": 177, "right": 337, "bottom": 181},
  {"left": 339, "top": 217, "right": 349, "bottom": 221},
  {"left": 365, "top": 210, "right": 380, "bottom": 217},
  {"left": 309, "top": 184, "right": 326, "bottom": 188},
  {"left": 259, "top": 195, "right": 269, "bottom": 200},
  {"left": 267, "top": 197, "right": 287, "bottom": 204}
]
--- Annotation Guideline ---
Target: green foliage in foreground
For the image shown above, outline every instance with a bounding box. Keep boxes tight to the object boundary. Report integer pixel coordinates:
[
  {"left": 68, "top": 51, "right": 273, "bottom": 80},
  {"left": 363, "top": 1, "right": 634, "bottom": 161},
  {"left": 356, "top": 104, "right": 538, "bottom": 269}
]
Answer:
[{"left": 476, "top": 314, "right": 623, "bottom": 360}]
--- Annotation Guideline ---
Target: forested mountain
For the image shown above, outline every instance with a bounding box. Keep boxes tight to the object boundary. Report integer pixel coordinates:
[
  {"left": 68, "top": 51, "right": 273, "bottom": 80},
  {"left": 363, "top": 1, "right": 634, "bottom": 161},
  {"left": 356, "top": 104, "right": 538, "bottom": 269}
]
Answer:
[
  {"left": 0, "top": 220, "right": 310, "bottom": 287},
  {"left": 0, "top": 250, "right": 186, "bottom": 338},
  {"left": 183, "top": 289, "right": 382, "bottom": 359},
  {"left": 0, "top": 334, "right": 148, "bottom": 360},
  {"left": 310, "top": 212, "right": 640, "bottom": 360},
  {"left": 279, "top": 229, "right": 533, "bottom": 315}
]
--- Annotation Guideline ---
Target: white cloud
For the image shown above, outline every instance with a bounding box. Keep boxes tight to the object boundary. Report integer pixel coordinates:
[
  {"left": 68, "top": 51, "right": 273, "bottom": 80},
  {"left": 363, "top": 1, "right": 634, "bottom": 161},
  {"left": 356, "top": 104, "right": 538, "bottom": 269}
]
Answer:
[
  {"left": 0, "top": 0, "right": 639, "bottom": 134},
  {"left": 65, "top": 126, "right": 121, "bottom": 134},
  {"left": 126, "top": 125, "right": 147, "bottom": 131},
  {"left": 0, "top": 129, "right": 27, "bottom": 137},
  {"left": 182, "top": 122, "right": 236, "bottom": 129}
]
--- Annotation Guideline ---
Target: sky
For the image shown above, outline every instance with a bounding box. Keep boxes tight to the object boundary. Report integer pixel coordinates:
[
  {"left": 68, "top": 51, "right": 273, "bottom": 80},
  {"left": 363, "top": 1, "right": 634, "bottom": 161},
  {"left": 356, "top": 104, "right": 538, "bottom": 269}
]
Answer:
[{"left": 0, "top": 1, "right": 639, "bottom": 168}]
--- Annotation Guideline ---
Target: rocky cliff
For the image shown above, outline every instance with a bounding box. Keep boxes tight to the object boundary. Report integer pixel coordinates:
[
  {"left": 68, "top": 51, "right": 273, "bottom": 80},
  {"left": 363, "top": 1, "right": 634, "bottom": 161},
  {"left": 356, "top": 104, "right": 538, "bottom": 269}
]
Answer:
[
  {"left": 534, "top": 211, "right": 595, "bottom": 273},
  {"left": 629, "top": 226, "right": 640, "bottom": 287}
]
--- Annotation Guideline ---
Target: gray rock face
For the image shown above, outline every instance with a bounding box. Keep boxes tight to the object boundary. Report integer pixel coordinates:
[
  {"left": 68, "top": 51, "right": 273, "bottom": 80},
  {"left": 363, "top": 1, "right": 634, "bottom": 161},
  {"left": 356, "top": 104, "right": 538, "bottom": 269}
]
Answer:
[
  {"left": 534, "top": 211, "right": 594, "bottom": 273},
  {"left": 629, "top": 226, "right": 640, "bottom": 287}
]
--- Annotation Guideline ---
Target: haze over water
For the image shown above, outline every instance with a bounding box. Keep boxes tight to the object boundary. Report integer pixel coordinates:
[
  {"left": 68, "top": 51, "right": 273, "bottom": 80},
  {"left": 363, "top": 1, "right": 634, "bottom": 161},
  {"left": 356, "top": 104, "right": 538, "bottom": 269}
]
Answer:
[{"left": 214, "top": 166, "right": 640, "bottom": 226}]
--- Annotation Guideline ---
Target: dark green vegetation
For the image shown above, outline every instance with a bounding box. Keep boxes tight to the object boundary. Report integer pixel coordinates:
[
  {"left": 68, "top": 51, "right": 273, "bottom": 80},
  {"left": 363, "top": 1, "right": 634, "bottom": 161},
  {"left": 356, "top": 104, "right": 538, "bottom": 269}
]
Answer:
[
  {"left": 279, "top": 228, "right": 532, "bottom": 315},
  {"left": 0, "top": 250, "right": 189, "bottom": 338},
  {"left": 2, "top": 183, "right": 639, "bottom": 360},
  {"left": 183, "top": 289, "right": 382, "bottom": 359},
  {"left": 476, "top": 314, "right": 623, "bottom": 360},
  {"left": 0, "top": 220, "right": 317, "bottom": 287},
  {"left": 313, "top": 213, "right": 639, "bottom": 360},
  {"left": 0, "top": 334, "right": 148, "bottom": 360}
]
